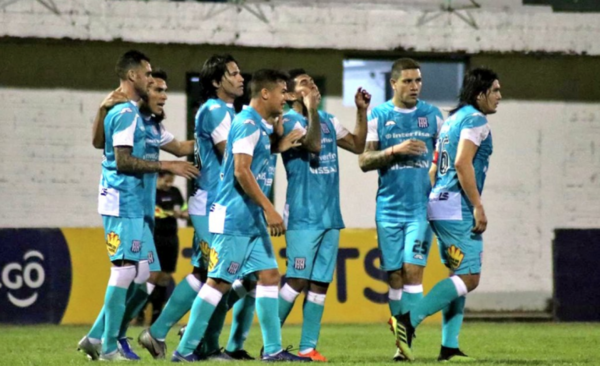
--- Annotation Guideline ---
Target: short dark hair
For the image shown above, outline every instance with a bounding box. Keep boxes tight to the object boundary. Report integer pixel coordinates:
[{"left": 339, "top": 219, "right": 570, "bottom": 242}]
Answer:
[
  {"left": 249, "top": 69, "right": 289, "bottom": 98},
  {"left": 450, "top": 67, "right": 499, "bottom": 115},
  {"left": 115, "top": 50, "right": 151, "bottom": 80},
  {"left": 199, "top": 54, "right": 238, "bottom": 103},
  {"left": 151, "top": 68, "right": 168, "bottom": 82},
  {"left": 391, "top": 58, "right": 420, "bottom": 80}
]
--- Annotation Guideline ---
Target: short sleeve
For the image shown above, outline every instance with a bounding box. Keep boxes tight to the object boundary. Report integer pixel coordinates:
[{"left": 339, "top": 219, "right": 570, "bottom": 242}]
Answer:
[
  {"left": 231, "top": 119, "right": 261, "bottom": 156},
  {"left": 366, "top": 109, "right": 380, "bottom": 142},
  {"left": 159, "top": 123, "right": 175, "bottom": 146},
  {"left": 210, "top": 109, "right": 232, "bottom": 145},
  {"left": 112, "top": 106, "right": 138, "bottom": 147},
  {"left": 329, "top": 115, "right": 349, "bottom": 140},
  {"left": 460, "top": 113, "right": 490, "bottom": 146}
]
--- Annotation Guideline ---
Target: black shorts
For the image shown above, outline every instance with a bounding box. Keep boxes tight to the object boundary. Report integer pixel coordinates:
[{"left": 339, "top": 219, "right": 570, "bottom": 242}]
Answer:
[{"left": 155, "top": 235, "right": 179, "bottom": 273}]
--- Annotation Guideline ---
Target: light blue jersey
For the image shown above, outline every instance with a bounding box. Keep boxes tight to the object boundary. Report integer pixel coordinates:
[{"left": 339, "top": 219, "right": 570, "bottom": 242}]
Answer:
[
  {"left": 428, "top": 105, "right": 493, "bottom": 221},
  {"left": 281, "top": 110, "right": 347, "bottom": 230},
  {"left": 98, "top": 101, "right": 146, "bottom": 218},
  {"left": 189, "top": 98, "right": 234, "bottom": 217},
  {"left": 367, "top": 100, "right": 443, "bottom": 222},
  {"left": 209, "top": 106, "right": 274, "bottom": 236},
  {"left": 142, "top": 116, "right": 175, "bottom": 223}
]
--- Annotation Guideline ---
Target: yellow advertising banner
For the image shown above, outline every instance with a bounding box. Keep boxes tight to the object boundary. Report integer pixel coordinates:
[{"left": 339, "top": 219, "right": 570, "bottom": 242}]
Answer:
[{"left": 58, "top": 228, "right": 446, "bottom": 325}]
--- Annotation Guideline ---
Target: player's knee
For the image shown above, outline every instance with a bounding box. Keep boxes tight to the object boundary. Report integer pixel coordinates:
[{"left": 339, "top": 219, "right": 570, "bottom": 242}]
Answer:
[
  {"left": 387, "top": 270, "right": 403, "bottom": 289},
  {"left": 257, "top": 269, "right": 280, "bottom": 286},
  {"left": 309, "top": 280, "right": 329, "bottom": 294},
  {"left": 287, "top": 277, "right": 308, "bottom": 292},
  {"left": 402, "top": 264, "right": 425, "bottom": 285},
  {"left": 134, "top": 260, "right": 151, "bottom": 284}
]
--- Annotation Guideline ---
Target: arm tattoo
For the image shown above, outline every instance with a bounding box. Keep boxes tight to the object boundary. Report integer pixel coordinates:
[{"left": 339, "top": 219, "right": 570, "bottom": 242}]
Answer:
[
  {"left": 115, "top": 146, "right": 161, "bottom": 173},
  {"left": 359, "top": 142, "right": 393, "bottom": 172},
  {"left": 302, "top": 108, "right": 322, "bottom": 153}
]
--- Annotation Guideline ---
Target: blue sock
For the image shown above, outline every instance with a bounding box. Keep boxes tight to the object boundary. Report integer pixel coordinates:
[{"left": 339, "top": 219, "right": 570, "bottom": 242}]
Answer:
[
  {"left": 201, "top": 291, "right": 230, "bottom": 355},
  {"left": 256, "top": 285, "right": 282, "bottom": 355},
  {"left": 278, "top": 283, "right": 300, "bottom": 326},
  {"left": 409, "top": 277, "right": 465, "bottom": 329},
  {"left": 226, "top": 293, "right": 256, "bottom": 352},
  {"left": 101, "top": 266, "right": 136, "bottom": 354},
  {"left": 150, "top": 274, "right": 201, "bottom": 340},
  {"left": 442, "top": 296, "right": 466, "bottom": 348},
  {"left": 176, "top": 285, "right": 222, "bottom": 356},
  {"left": 118, "top": 282, "right": 150, "bottom": 339},
  {"left": 400, "top": 285, "right": 423, "bottom": 315},
  {"left": 299, "top": 292, "right": 326, "bottom": 353},
  {"left": 388, "top": 287, "right": 402, "bottom": 316}
]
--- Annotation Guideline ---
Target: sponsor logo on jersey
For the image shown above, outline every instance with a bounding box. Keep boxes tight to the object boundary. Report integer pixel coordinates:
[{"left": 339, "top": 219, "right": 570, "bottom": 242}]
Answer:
[
  {"left": 106, "top": 232, "right": 121, "bottom": 256},
  {"left": 294, "top": 257, "right": 306, "bottom": 270},
  {"left": 120, "top": 108, "right": 133, "bottom": 114},
  {"left": 447, "top": 245, "right": 464, "bottom": 270},
  {"left": 418, "top": 117, "right": 429, "bottom": 128},
  {"left": 244, "top": 119, "right": 255, "bottom": 126},
  {"left": 131, "top": 240, "right": 141, "bottom": 253},
  {"left": 385, "top": 121, "right": 396, "bottom": 126}
]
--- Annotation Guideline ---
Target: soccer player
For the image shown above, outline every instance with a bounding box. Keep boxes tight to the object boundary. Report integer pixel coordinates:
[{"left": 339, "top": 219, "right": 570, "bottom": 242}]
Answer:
[
  {"left": 139, "top": 54, "right": 256, "bottom": 361},
  {"left": 277, "top": 69, "right": 370, "bottom": 361},
  {"left": 79, "top": 65, "right": 198, "bottom": 361},
  {"left": 172, "top": 69, "right": 307, "bottom": 362},
  {"left": 389, "top": 68, "right": 501, "bottom": 362},
  {"left": 358, "top": 58, "right": 443, "bottom": 361}
]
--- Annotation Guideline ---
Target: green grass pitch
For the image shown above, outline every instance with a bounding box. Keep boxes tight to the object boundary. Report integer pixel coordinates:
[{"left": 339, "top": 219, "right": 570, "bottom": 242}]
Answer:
[{"left": 2, "top": 322, "right": 599, "bottom": 365}]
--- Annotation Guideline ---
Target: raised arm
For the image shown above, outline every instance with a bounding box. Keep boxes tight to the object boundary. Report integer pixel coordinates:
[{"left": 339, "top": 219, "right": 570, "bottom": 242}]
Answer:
[
  {"left": 337, "top": 87, "right": 371, "bottom": 154},
  {"left": 301, "top": 88, "right": 322, "bottom": 153},
  {"left": 234, "top": 153, "right": 285, "bottom": 236}
]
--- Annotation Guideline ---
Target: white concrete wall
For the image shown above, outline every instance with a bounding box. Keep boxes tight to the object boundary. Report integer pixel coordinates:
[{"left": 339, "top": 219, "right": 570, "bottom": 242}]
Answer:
[
  {"left": 0, "top": 88, "right": 189, "bottom": 228},
  {"left": 1, "top": 87, "right": 599, "bottom": 310},
  {"left": 0, "top": 0, "right": 598, "bottom": 55}
]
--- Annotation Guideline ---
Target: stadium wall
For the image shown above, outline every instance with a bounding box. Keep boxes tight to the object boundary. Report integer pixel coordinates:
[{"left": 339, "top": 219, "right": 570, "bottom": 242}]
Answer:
[
  {"left": 0, "top": 228, "right": 447, "bottom": 325},
  {"left": 1, "top": 3, "right": 599, "bottom": 312}
]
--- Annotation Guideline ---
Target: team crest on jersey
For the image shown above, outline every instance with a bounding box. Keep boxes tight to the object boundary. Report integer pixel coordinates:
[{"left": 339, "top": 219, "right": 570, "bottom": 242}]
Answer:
[
  {"left": 447, "top": 245, "right": 464, "bottom": 270},
  {"left": 106, "top": 232, "right": 121, "bottom": 256},
  {"left": 208, "top": 248, "right": 219, "bottom": 272},
  {"left": 147, "top": 251, "right": 154, "bottom": 264},
  {"left": 418, "top": 117, "right": 429, "bottom": 128},
  {"left": 321, "top": 123, "right": 330, "bottom": 134},
  {"left": 131, "top": 240, "right": 141, "bottom": 253},
  {"left": 227, "top": 262, "right": 240, "bottom": 275},
  {"left": 294, "top": 257, "right": 306, "bottom": 270}
]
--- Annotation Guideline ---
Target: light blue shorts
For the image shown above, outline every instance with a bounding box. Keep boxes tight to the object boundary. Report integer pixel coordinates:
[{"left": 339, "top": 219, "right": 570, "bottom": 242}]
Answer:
[
  {"left": 208, "top": 233, "right": 278, "bottom": 283},
  {"left": 102, "top": 216, "right": 143, "bottom": 263},
  {"left": 431, "top": 219, "right": 483, "bottom": 275},
  {"left": 376, "top": 220, "right": 433, "bottom": 272},
  {"left": 190, "top": 214, "right": 210, "bottom": 270},
  {"left": 142, "top": 217, "right": 161, "bottom": 272},
  {"left": 285, "top": 229, "right": 340, "bottom": 283}
]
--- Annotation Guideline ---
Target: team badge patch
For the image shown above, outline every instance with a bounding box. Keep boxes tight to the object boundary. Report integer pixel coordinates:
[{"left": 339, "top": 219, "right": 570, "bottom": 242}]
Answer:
[
  {"left": 294, "top": 257, "right": 306, "bottom": 270},
  {"left": 147, "top": 251, "right": 154, "bottom": 264},
  {"left": 418, "top": 117, "right": 429, "bottom": 128},
  {"left": 447, "top": 245, "right": 465, "bottom": 270},
  {"left": 208, "top": 248, "right": 219, "bottom": 272},
  {"left": 131, "top": 240, "right": 141, "bottom": 253},
  {"left": 106, "top": 232, "right": 121, "bottom": 256},
  {"left": 227, "top": 262, "right": 240, "bottom": 275},
  {"left": 321, "top": 123, "right": 330, "bottom": 134}
]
